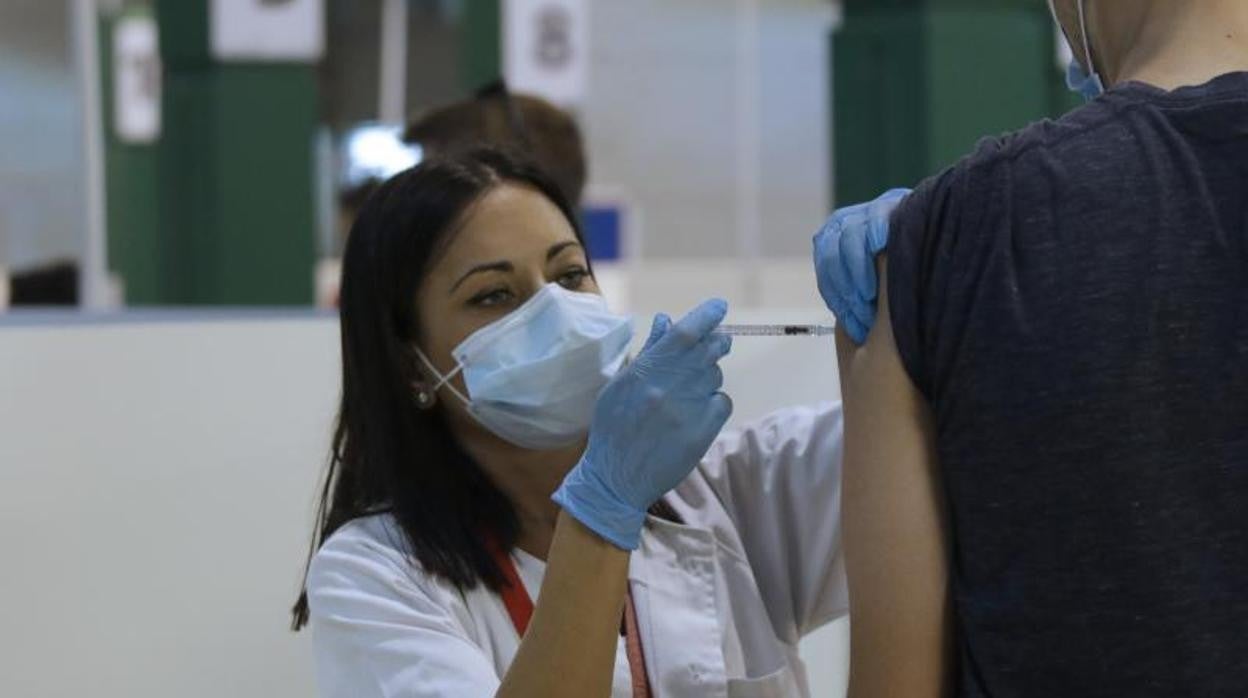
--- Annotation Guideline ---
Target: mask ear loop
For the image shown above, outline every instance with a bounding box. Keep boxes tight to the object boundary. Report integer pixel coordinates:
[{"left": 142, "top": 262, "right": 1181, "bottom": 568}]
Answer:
[
  {"left": 1076, "top": 0, "right": 1097, "bottom": 78},
  {"left": 415, "top": 348, "right": 471, "bottom": 406}
]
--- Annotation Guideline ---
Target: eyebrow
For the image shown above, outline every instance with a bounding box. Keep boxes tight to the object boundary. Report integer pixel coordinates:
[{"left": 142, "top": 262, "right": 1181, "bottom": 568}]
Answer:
[
  {"left": 449, "top": 260, "right": 512, "bottom": 294},
  {"left": 546, "top": 241, "right": 582, "bottom": 261},
  {"left": 448, "top": 241, "right": 585, "bottom": 294}
]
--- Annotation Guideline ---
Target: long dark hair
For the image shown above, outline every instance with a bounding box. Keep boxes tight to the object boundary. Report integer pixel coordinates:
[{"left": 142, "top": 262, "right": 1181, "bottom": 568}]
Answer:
[{"left": 291, "top": 147, "right": 588, "bottom": 630}]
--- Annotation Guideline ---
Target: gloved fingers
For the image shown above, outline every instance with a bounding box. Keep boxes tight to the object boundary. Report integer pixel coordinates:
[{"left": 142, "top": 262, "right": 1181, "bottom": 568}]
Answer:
[
  {"left": 820, "top": 288, "right": 859, "bottom": 343},
  {"left": 838, "top": 213, "right": 880, "bottom": 304},
  {"left": 866, "top": 211, "right": 890, "bottom": 260},
  {"left": 642, "top": 313, "right": 672, "bottom": 353},
  {"left": 831, "top": 210, "right": 885, "bottom": 330},
  {"left": 699, "top": 332, "right": 732, "bottom": 363},
  {"left": 812, "top": 211, "right": 839, "bottom": 258},
  {"left": 815, "top": 205, "right": 882, "bottom": 341},
  {"left": 831, "top": 295, "right": 869, "bottom": 345},
  {"left": 813, "top": 230, "right": 840, "bottom": 314},
  {"left": 843, "top": 306, "right": 872, "bottom": 345},
  {"left": 662, "top": 298, "right": 728, "bottom": 352},
  {"left": 830, "top": 252, "right": 872, "bottom": 331},
  {"left": 864, "top": 188, "right": 909, "bottom": 253},
  {"left": 815, "top": 214, "right": 859, "bottom": 312},
  {"left": 700, "top": 391, "right": 734, "bottom": 436},
  {"left": 689, "top": 363, "right": 725, "bottom": 396}
]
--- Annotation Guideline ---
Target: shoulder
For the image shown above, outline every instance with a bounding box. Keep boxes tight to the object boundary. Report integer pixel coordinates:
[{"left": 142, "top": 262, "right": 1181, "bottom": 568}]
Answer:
[
  {"left": 896, "top": 98, "right": 1123, "bottom": 230},
  {"left": 305, "top": 517, "right": 507, "bottom": 696},
  {"left": 886, "top": 105, "right": 1118, "bottom": 393},
  {"left": 307, "top": 513, "right": 464, "bottom": 617},
  {"left": 309, "top": 513, "right": 410, "bottom": 581}
]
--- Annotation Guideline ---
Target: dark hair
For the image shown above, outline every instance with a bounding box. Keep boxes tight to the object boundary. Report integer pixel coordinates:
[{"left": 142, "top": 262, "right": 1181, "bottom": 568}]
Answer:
[
  {"left": 403, "top": 81, "right": 587, "bottom": 207},
  {"left": 290, "top": 147, "right": 588, "bottom": 630}
]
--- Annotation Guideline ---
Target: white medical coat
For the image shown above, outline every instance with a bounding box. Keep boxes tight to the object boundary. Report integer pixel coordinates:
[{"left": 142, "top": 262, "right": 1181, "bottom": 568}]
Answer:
[{"left": 307, "top": 403, "right": 847, "bottom": 697}]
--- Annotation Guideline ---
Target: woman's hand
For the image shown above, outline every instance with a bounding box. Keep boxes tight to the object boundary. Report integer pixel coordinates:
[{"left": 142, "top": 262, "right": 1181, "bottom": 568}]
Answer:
[
  {"left": 553, "top": 298, "right": 734, "bottom": 549},
  {"left": 813, "top": 188, "right": 910, "bottom": 344}
]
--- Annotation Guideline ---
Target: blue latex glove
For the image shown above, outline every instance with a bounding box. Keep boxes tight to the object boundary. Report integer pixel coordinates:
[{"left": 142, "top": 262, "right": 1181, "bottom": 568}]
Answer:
[
  {"left": 553, "top": 299, "right": 734, "bottom": 550},
  {"left": 812, "top": 187, "right": 911, "bottom": 344}
]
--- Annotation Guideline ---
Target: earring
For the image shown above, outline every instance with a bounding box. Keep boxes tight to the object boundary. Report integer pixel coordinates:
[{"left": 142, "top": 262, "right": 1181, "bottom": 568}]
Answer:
[{"left": 413, "top": 382, "right": 437, "bottom": 410}]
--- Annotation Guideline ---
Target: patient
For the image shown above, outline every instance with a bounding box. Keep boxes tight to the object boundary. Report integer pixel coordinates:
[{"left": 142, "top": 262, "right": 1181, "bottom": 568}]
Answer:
[{"left": 834, "top": 2, "right": 1248, "bottom": 696}]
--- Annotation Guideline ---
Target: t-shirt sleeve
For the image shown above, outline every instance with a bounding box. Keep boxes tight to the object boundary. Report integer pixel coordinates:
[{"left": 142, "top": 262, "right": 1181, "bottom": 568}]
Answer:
[{"left": 886, "top": 161, "right": 980, "bottom": 401}]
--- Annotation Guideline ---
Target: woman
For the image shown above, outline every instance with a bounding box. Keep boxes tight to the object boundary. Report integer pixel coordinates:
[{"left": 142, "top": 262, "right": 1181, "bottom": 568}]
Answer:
[{"left": 293, "top": 148, "right": 848, "bottom": 697}]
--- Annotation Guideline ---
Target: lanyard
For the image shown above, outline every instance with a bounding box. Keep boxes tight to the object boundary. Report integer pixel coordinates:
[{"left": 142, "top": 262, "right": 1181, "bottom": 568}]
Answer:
[{"left": 490, "top": 544, "right": 653, "bottom": 698}]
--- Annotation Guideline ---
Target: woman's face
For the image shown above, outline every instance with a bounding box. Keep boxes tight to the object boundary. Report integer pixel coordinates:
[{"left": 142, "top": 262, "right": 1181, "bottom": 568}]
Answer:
[{"left": 415, "top": 182, "right": 599, "bottom": 428}]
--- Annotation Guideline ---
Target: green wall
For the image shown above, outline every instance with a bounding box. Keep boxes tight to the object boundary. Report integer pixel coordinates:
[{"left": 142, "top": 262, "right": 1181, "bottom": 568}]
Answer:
[
  {"left": 103, "top": 0, "right": 503, "bottom": 304},
  {"left": 100, "top": 9, "right": 163, "bottom": 303},
  {"left": 103, "top": 0, "right": 318, "bottom": 305},
  {"left": 462, "top": 0, "right": 502, "bottom": 90},
  {"left": 833, "top": 0, "right": 1081, "bottom": 206},
  {"left": 157, "top": 0, "right": 317, "bottom": 305}
]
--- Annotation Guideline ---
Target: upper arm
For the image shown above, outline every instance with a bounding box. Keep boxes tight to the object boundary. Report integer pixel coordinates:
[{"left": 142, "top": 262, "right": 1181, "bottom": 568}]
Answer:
[{"left": 836, "top": 258, "right": 951, "bottom": 698}]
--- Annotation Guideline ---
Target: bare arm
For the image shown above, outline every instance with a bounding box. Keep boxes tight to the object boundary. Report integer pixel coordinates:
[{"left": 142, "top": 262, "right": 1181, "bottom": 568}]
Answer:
[
  {"left": 836, "top": 259, "right": 952, "bottom": 698},
  {"left": 497, "top": 512, "right": 630, "bottom": 698}
]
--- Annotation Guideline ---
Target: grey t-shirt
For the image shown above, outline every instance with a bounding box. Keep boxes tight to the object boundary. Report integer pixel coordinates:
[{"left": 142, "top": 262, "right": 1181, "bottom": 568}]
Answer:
[{"left": 888, "top": 72, "right": 1248, "bottom": 697}]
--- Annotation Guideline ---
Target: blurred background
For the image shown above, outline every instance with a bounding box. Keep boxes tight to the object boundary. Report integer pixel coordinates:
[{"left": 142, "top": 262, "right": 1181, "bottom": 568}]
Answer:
[{"left": 0, "top": 1, "right": 1079, "bottom": 696}]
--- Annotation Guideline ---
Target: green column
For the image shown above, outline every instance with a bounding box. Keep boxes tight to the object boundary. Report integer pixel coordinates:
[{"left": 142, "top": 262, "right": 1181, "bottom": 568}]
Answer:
[
  {"left": 100, "top": 6, "right": 163, "bottom": 303},
  {"left": 833, "top": 0, "right": 1080, "bottom": 206},
  {"left": 462, "top": 0, "right": 501, "bottom": 91},
  {"left": 154, "top": 0, "right": 317, "bottom": 305}
]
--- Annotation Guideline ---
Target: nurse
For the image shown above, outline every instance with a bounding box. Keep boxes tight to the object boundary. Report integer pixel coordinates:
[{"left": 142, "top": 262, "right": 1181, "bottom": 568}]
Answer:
[{"left": 293, "top": 147, "right": 854, "bottom": 697}]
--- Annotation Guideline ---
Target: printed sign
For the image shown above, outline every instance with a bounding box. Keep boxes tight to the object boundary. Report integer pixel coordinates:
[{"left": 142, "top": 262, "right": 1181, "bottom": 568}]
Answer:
[
  {"left": 211, "top": 0, "right": 325, "bottom": 62},
  {"left": 113, "top": 14, "right": 161, "bottom": 144},
  {"left": 503, "top": 0, "right": 587, "bottom": 107}
]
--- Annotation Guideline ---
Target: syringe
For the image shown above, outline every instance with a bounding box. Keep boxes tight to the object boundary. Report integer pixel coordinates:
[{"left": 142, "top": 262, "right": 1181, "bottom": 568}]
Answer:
[{"left": 714, "top": 324, "right": 836, "bottom": 337}]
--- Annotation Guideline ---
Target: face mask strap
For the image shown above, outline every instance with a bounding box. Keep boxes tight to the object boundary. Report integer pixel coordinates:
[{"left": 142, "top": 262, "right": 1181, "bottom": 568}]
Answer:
[
  {"left": 1076, "top": 0, "right": 1096, "bottom": 79},
  {"left": 414, "top": 348, "right": 470, "bottom": 405}
]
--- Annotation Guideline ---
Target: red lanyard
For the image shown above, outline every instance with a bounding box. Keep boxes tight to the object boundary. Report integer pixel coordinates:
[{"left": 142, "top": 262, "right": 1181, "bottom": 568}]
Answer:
[{"left": 491, "top": 545, "right": 653, "bottom": 698}]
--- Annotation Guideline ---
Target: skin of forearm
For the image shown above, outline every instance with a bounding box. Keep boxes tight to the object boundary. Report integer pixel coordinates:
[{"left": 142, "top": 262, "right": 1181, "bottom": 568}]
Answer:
[{"left": 496, "top": 512, "right": 631, "bottom": 698}]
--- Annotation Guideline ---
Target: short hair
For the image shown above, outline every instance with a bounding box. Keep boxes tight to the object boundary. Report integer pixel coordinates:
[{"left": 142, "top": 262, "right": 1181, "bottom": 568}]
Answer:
[{"left": 404, "top": 82, "right": 587, "bottom": 207}]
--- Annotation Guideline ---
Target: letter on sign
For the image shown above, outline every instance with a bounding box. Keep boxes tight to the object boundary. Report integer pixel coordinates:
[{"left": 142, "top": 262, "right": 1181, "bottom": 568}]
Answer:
[{"left": 504, "top": 0, "right": 587, "bottom": 107}]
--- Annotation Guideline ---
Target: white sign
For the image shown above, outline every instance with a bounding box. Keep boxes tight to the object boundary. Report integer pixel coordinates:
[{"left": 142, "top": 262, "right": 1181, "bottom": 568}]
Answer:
[
  {"left": 113, "top": 14, "right": 161, "bottom": 144},
  {"left": 503, "top": 0, "right": 588, "bottom": 107},
  {"left": 211, "top": 0, "right": 325, "bottom": 62}
]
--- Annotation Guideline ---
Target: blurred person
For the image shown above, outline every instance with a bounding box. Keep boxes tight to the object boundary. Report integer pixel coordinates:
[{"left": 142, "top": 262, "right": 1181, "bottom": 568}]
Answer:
[
  {"left": 9, "top": 260, "right": 78, "bottom": 306},
  {"left": 292, "top": 147, "right": 857, "bottom": 697},
  {"left": 323, "top": 85, "right": 585, "bottom": 307},
  {"left": 816, "top": 0, "right": 1248, "bottom": 696},
  {"left": 404, "top": 80, "right": 587, "bottom": 207}
]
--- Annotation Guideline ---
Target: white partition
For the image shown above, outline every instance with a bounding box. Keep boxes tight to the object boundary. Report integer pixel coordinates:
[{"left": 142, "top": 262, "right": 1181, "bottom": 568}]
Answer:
[{"left": 0, "top": 308, "right": 845, "bottom": 698}]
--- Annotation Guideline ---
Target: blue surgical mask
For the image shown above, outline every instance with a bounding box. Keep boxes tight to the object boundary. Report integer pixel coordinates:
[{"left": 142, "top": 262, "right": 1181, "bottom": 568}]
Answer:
[
  {"left": 417, "top": 283, "right": 633, "bottom": 450},
  {"left": 1066, "top": 57, "right": 1105, "bottom": 102},
  {"left": 1050, "top": 0, "right": 1104, "bottom": 101}
]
